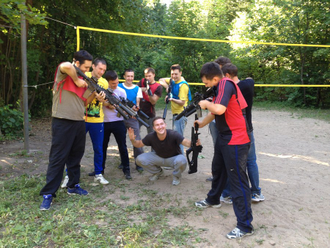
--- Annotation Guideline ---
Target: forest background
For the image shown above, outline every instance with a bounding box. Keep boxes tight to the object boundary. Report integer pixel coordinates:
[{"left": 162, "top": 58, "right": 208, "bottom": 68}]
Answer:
[{"left": 0, "top": 0, "right": 330, "bottom": 136}]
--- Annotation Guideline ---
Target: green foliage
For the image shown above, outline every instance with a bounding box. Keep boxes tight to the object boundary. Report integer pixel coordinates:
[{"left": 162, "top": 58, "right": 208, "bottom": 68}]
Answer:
[
  {"left": 1, "top": 0, "right": 330, "bottom": 114},
  {"left": 0, "top": 102, "right": 28, "bottom": 138},
  {"left": 230, "top": 0, "right": 330, "bottom": 107}
]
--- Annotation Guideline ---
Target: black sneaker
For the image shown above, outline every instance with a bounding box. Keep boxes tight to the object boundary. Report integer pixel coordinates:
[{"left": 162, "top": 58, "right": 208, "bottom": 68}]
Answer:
[
  {"left": 88, "top": 171, "right": 95, "bottom": 176},
  {"left": 125, "top": 172, "right": 132, "bottom": 180},
  {"left": 206, "top": 176, "right": 213, "bottom": 182},
  {"left": 118, "top": 164, "right": 123, "bottom": 169},
  {"left": 136, "top": 166, "right": 144, "bottom": 173},
  {"left": 195, "top": 199, "right": 221, "bottom": 209},
  {"left": 40, "top": 194, "right": 53, "bottom": 210},
  {"left": 226, "top": 227, "right": 254, "bottom": 239}
]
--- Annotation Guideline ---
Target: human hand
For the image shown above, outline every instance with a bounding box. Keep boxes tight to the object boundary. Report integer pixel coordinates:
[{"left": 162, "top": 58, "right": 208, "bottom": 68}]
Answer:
[
  {"left": 128, "top": 127, "right": 136, "bottom": 141},
  {"left": 75, "top": 78, "right": 88, "bottom": 88},
  {"left": 199, "top": 100, "right": 209, "bottom": 110},
  {"left": 95, "top": 91, "right": 106, "bottom": 102}
]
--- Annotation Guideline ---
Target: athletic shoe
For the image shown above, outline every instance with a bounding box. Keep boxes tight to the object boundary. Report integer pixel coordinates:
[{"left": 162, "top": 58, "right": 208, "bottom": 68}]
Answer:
[
  {"left": 206, "top": 176, "right": 213, "bottom": 182},
  {"left": 226, "top": 227, "right": 254, "bottom": 239},
  {"left": 125, "top": 172, "right": 132, "bottom": 180},
  {"left": 118, "top": 164, "right": 123, "bottom": 169},
  {"left": 136, "top": 166, "right": 144, "bottom": 173},
  {"left": 172, "top": 176, "right": 180, "bottom": 186},
  {"left": 195, "top": 199, "right": 221, "bottom": 209},
  {"left": 252, "top": 193, "right": 265, "bottom": 202},
  {"left": 40, "top": 194, "right": 53, "bottom": 210},
  {"left": 220, "top": 195, "right": 233, "bottom": 204},
  {"left": 67, "top": 184, "right": 88, "bottom": 195},
  {"left": 149, "top": 169, "right": 164, "bottom": 182},
  {"left": 61, "top": 175, "right": 69, "bottom": 188},
  {"left": 94, "top": 174, "right": 109, "bottom": 185}
]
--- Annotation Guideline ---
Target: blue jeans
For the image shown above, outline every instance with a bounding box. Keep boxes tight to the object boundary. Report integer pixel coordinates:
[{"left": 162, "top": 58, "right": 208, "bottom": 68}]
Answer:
[
  {"left": 86, "top": 122, "right": 104, "bottom": 175},
  {"left": 124, "top": 118, "right": 143, "bottom": 167},
  {"left": 222, "top": 131, "right": 261, "bottom": 197},
  {"left": 172, "top": 115, "right": 187, "bottom": 154},
  {"left": 209, "top": 120, "right": 218, "bottom": 146}
]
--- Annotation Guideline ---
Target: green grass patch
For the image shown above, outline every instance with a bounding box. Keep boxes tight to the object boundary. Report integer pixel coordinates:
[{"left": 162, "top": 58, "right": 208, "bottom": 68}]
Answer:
[{"left": 0, "top": 174, "right": 204, "bottom": 247}]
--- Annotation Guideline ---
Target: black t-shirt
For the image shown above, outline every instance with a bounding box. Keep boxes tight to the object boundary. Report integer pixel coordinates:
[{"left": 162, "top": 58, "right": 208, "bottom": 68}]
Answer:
[
  {"left": 142, "top": 129, "right": 184, "bottom": 158},
  {"left": 237, "top": 79, "right": 254, "bottom": 131}
]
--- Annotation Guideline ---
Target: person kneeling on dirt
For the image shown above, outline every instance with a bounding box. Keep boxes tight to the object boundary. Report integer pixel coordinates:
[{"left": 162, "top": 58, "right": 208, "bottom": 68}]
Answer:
[{"left": 128, "top": 117, "right": 200, "bottom": 186}]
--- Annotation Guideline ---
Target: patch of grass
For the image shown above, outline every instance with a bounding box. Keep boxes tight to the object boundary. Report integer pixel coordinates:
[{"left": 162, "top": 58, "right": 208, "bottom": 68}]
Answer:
[{"left": 0, "top": 174, "right": 206, "bottom": 247}]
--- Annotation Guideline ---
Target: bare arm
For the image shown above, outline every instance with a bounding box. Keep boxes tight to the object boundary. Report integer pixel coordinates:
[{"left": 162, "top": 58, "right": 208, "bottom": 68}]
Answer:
[
  {"left": 181, "top": 138, "right": 191, "bottom": 147},
  {"left": 199, "top": 100, "right": 226, "bottom": 115},
  {"left": 159, "top": 78, "right": 170, "bottom": 90},
  {"left": 128, "top": 127, "right": 144, "bottom": 148},
  {"left": 149, "top": 94, "right": 160, "bottom": 105},
  {"left": 182, "top": 138, "right": 201, "bottom": 148},
  {"left": 59, "top": 62, "right": 88, "bottom": 88},
  {"left": 195, "top": 112, "right": 215, "bottom": 128},
  {"left": 169, "top": 98, "right": 185, "bottom": 106}
]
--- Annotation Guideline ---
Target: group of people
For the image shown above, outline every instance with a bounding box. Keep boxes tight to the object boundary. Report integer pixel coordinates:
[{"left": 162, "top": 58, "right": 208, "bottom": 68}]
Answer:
[{"left": 39, "top": 49, "right": 264, "bottom": 240}]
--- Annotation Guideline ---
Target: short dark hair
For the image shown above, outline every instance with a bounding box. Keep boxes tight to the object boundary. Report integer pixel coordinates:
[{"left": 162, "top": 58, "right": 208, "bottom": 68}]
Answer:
[
  {"left": 144, "top": 67, "right": 155, "bottom": 74},
  {"left": 124, "top": 69, "right": 134, "bottom": 75},
  {"left": 200, "top": 62, "right": 223, "bottom": 80},
  {"left": 104, "top": 70, "right": 118, "bottom": 81},
  {"left": 214, "top": 56, "right": 231, "bottom": 66},
  {"left": 73, "top": 50, "right": 93, "bottom": 65},
  {"left": 93, "top": 58, "right": 107, "bottom": 67},
  {"left": 221, "top": 63, "right": 238, "bottom": 77},
  {"left": 152, "top": 116, "right": 165, "bottom": 126},
  {"left": 170, "top": 64, "right": 182, "bottom": 71}
]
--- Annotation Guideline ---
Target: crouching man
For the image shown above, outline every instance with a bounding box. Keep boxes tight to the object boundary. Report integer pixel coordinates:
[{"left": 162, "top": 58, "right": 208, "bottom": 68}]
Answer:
[{"left": 128, "top": 117, "right": 200, "bottom": 186}]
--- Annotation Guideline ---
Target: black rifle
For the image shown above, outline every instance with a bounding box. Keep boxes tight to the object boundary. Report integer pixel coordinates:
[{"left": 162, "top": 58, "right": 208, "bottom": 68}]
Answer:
[
  {"left": 162, "top": 81, "right": 172, "bottom": 120},
  {"left": 73, "top": 65, "right": 149, "bottom": 128},
  {"left": 186, "top": 114, "right": 203, "bottom": 174},
  {"left": 175, "top": 87, "right": 214, "bottom": 121},
  {"left": 119, "top": 96, "right": 150, "bottom": 121},
  {"left": 144, "top": 79, "right": 153, "bottom": 96}
]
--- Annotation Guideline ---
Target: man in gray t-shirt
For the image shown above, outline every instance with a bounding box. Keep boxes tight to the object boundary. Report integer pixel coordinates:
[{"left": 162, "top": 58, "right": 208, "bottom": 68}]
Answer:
[
  {"left": 128, "top": 117, "right": 200, "bottom": 186},
  {"left": 39, "top": 50, "right": 103, "bottom": 211}
]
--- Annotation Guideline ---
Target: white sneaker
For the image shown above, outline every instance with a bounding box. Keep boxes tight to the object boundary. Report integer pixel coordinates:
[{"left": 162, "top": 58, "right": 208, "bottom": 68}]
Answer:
[
  {"left": 252, "top": 193, "right": 265, "bottom": 202},
  {"left": 61, "top": 175, "right": 69, "bottom": 188},
  {"left": 172, "top": 176, "right": 180, "bottom": 186},
  {"left": 94, "top": 174, "right": 109, "bottom": 185},
  {"left": 220, "top": 195, "right": 233, "bottom": 204}
]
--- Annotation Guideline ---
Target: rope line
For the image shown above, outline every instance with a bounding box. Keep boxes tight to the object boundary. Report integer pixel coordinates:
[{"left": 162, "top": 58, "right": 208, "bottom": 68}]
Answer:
[
  {"left": 45, "top": 17, "right": 76, "bottom": 28},
  {"left": 76, "top": 26, "right": 330, "bottom": 49}
]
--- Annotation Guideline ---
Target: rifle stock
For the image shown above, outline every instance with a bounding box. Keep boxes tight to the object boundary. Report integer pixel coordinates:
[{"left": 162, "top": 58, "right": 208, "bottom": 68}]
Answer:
[{"left": 186, "top": 115, "right": 203, "bottom": 174}]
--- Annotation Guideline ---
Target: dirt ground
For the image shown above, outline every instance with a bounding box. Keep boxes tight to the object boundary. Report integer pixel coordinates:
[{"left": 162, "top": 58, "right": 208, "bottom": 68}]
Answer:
[{"left": 1, "top": 108, "right": 330, "bottom": 247}]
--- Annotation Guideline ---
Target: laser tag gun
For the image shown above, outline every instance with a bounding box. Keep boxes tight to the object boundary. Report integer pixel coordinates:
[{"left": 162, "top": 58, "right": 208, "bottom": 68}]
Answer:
[
  {"left": 175, "top": 87, "right": 214, "bottom": 121},
  {"left": 144, "top": 78, "right": 153, "bottom": 96},
  {"left": 74, "top": 65, "right": 149, "bottom": 128},
  {"left": 186, "top": 114, "right": 203, "bottom": 174},
  {"left": 162, "top": 81, "right": 172, "bottom": 120},
  {"left": 119, "top": 96, "right": 150, "bottom": 121}
]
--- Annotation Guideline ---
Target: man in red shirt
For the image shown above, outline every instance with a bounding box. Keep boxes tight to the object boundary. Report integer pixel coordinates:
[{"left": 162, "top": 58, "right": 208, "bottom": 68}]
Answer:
[{"left": 194, "top": 62, "right": 253, "bottom": 239}]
